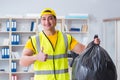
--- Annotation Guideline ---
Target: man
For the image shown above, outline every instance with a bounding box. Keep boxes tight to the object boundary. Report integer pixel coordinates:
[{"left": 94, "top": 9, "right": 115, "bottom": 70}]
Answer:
[{"left": 19, "top": 8, "right": 100, "bottom": 80}]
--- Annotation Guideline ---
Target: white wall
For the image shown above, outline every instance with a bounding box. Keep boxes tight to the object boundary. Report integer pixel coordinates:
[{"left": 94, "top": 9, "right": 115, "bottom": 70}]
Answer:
[
  {"left": 0, "top": 0, "right": 120, "bottom": 18},
  {"left": 117, "top": 21, "right": 120, "bottom": 80},
  {"left": 0, "top": 0, "right": 120, "bottom": 40}
]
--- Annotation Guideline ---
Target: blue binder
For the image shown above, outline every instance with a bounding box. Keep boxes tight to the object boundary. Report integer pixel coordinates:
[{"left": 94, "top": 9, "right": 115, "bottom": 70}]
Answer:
[{"left": 30, "top": 21, "right": 34, "bottom": 31}]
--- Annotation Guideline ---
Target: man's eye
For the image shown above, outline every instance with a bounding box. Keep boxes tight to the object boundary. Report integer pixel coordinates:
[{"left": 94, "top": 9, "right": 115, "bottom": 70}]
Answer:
[
  {"left": 42, "top": 18, "right": 46, "bottom": 20},
  {"left": 49, "top": 17, "right": 53, "bottom": 20}
]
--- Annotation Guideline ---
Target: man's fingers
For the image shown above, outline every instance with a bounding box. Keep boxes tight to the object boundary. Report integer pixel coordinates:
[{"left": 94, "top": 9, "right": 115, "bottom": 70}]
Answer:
[
  {"left": 40, "top": 47, "right": 44, "bottom": 53},
  {"left": 94, "top": 38, "right": 100, "bottom": 44},
  {"left": 44, "top": 54, "right": 48, "bottom": 61}
]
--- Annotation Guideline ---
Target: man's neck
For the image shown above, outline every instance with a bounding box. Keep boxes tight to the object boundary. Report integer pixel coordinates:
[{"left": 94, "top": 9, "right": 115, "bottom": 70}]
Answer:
[{"left": 43, "top": 30, "right": 57, "bottom": 36}]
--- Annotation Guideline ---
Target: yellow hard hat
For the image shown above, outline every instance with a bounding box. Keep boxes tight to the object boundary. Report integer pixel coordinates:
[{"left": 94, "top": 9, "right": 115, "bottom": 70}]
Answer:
[{"left": 40, "top": 8, "right": 56, "bottom": 17}]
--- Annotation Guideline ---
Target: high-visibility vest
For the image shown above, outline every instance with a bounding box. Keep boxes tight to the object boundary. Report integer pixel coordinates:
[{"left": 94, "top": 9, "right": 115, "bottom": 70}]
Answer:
[{"left": 30, "top": 31, "right": 72, "bottom": 80}]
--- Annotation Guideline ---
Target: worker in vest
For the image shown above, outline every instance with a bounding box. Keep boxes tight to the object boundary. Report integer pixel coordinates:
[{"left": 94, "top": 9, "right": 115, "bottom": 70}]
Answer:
[{"left": 19, "top": 8, "right": 100, "bottom": 80}]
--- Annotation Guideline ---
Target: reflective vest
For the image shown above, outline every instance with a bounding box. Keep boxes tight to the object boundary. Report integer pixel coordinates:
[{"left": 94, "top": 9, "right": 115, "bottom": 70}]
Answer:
[{"left": 30, "top": 31, "right": 72, "bottom": 80}]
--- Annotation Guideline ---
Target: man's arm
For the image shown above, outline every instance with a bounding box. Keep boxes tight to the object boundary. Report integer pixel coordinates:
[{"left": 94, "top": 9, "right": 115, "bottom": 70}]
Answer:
[
  {"left": 19, "top": 48, "right": 48, "bottom": 67},
  {"left": 19, "top": 49, "right": 36, "bottom": 67},
  {"left": 71, "top": 43, "right": 85, "bottom": 54},
  {"left": 71, "top": 38, "right": 100, "bottom": 54}
]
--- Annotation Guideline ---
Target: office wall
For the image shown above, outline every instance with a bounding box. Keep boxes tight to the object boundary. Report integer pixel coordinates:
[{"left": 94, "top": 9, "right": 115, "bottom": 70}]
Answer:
[
  {"left": 0, "top": 0, "right": 120, "bottom": 40},
  {"left": 0, "top": 0, "right": 120, "bottom": 18},
  {"left": 0, "top": 0, "right": 120, "bottom": 53}
]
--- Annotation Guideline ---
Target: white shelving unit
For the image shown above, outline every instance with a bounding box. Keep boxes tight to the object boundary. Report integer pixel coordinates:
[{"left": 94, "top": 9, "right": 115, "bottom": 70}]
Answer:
[
  {"left": 63, "top": 18, "right": 89, "bottom": 46},
  {"left": 0, "top": 17, "right": 37, "bottom": 80},
  {"left": 0, "top": 16, "right": 89, "bottom": 80},
  {"left": 0, "top": 17, "right": 10, "bottom": 80}
]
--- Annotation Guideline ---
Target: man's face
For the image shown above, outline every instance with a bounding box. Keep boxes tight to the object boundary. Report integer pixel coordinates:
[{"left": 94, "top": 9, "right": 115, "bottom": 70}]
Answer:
[{"left": 40, "top": 14, "right": 56, "bottom": 31}]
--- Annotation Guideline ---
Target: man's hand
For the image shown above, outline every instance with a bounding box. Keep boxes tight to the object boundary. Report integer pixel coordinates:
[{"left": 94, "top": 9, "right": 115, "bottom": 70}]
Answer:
[
  {"left": 94, "top": 38, "right": 100, "bottom": 45},
  {"left": 36, "top": 47, "right": 48, "bottom": 62},
  {"left": 93, "top": 35, "right": 100, "bottom": 45}
]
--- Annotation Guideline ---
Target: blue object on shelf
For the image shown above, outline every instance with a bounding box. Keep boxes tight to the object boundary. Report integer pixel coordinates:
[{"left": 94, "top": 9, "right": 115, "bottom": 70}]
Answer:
[
  {"left": 65, "top": 15, "right": 88, "bottom": 19},
  {"left": 6, "top": 20, "right": 10, "bottom": 31},
  {"left": 12, "top": 20, "right": 17, "bottom": 31},
  {"left": 1, "top": 48, "right": 10, "bottom": 59},
  {"left": 11, "top": 61, "right": 17, "bottom": 72},
  {"left": 11, "top": 34, "right": 20, "bottom": 45},
  {"left": 30, "top": 21, "right": 34, "bottom": 31},
  {"left": 70, "top": 28, "right": 80, "bottom": 31}
]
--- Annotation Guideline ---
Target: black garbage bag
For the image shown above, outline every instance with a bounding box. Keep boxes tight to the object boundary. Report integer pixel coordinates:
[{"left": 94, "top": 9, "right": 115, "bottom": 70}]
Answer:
[{"left": 72, "top": 37, "right": 117, "bottom": 80}]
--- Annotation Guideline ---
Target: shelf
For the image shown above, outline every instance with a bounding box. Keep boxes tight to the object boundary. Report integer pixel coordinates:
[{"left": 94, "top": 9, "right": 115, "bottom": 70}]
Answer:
[
  {"left": 0, "top": 58, "right": 10, "bottom": 61},
  {"left": 64, "top": 31, "right": 89, "bottom": 34},
  {"left": 0, "top": 72, "right": 9, "bottom": 74},
  {"left": 12, "top": 72, "right": 34, "bottom": 74},
  {"left": 11, "top": 44, "right": 24, "bottom": 47},
  {"left": 64, "top": 18, "right": 88, "bottom": 21},
  {"left": 0, "top": 45, "right": 9, "bottom": 47},
  {"left": 11, "top": 58, "right": 20, "bottom": 61},
  {"left": 0, "top": 31, "right": 9, "bottom": 33},
  {"left": 11, "top": 31, "right": 36, "bottom": 33}
]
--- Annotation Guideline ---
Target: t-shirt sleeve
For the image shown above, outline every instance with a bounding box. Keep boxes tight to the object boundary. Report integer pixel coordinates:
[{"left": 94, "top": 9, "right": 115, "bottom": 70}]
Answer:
[
  {"left": 24, "top": 39, "right": 35, "bottom": 52},
  {"left": 70, "top": 37, "right": 79, "bottom": 50}
]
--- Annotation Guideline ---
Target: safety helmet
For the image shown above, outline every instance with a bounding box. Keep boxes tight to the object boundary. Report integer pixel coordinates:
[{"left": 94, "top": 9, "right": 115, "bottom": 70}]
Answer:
[{"left": 40, "top": 8, "right": 56, "bottom": 17}]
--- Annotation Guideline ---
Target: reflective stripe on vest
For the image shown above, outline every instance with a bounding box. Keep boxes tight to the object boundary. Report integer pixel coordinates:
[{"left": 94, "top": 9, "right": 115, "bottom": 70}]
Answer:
[
  {"left": 35, "top": 35, "right": 40, "bottom": 53},
  {"left": 35, "top": 69, "right": 68, "bottom": 75},
  {"left": 47, "top": 53, "right": 67, "bottom": 59}
]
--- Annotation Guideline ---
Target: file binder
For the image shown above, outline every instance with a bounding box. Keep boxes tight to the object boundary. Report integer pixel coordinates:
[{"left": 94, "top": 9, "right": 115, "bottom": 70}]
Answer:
[
  {"left": 12, "top": 20, "right": 16, "bottom": 31},
  {"left": 6, "top": 48, "right": 10, "bottom": 58},
  {"left": 1, "top": 48, "right": 10, "bottom": 59},
  {"left": 12, "top": 75, "right": 17, "bottom": 80},
  {"left": 30, "top": 21, "right": 34, "bottom": 31},
  {"left": 11, "top": 34, "right": 20, "bottom": 45},
  {"left": 11, "top": 61, "right": 17, "bottom": 72},
  {"left": 6, "top": 20, "right": 10, "bottom": 31}
]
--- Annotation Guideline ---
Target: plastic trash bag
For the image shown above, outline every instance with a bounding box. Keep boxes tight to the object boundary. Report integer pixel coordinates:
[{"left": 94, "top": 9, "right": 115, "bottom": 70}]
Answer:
[{"left": 72, "top": 37, "right": 117, "bottom": 80}]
